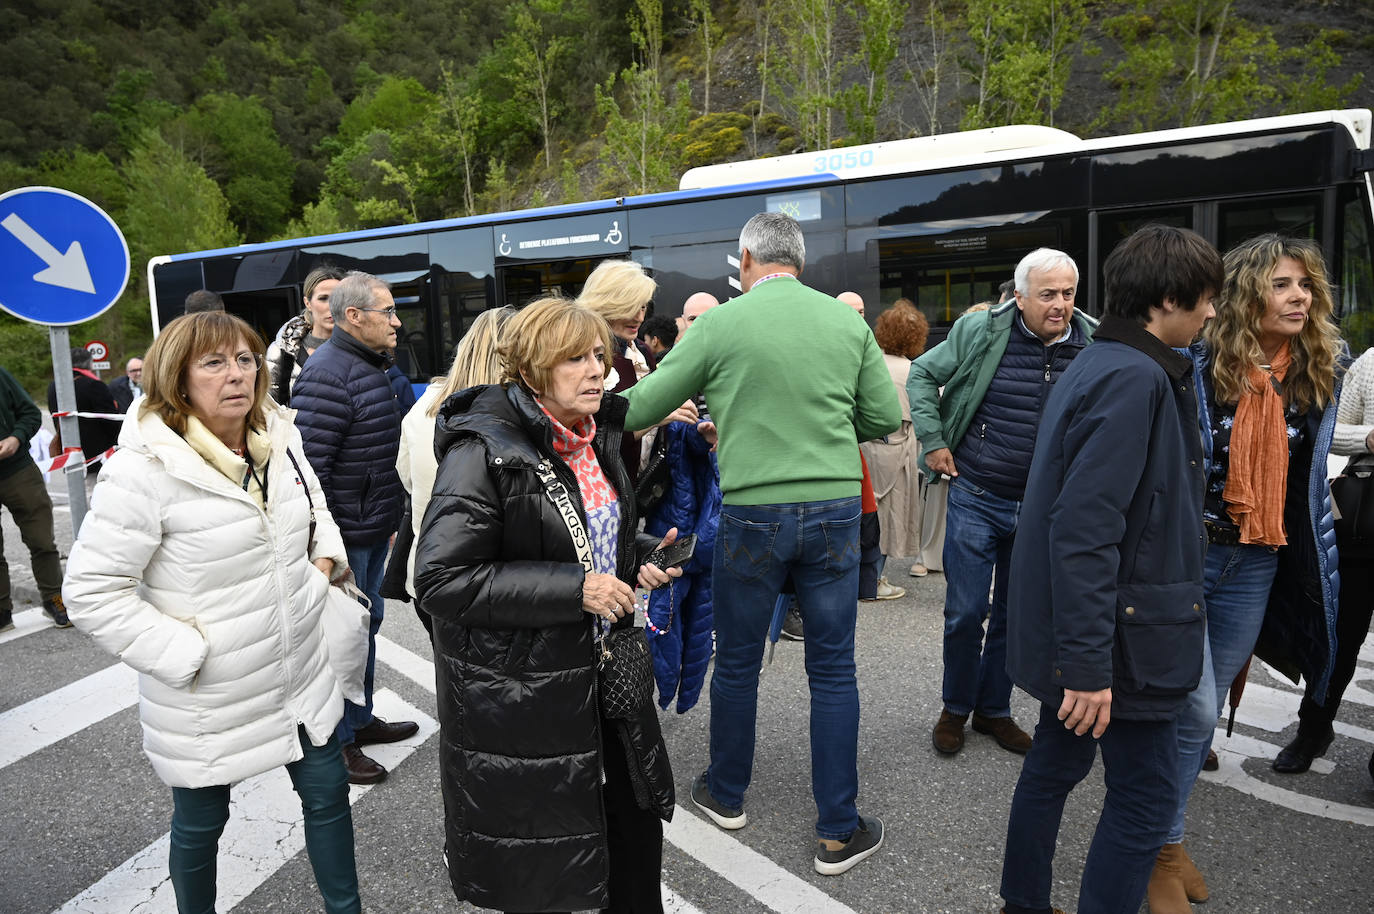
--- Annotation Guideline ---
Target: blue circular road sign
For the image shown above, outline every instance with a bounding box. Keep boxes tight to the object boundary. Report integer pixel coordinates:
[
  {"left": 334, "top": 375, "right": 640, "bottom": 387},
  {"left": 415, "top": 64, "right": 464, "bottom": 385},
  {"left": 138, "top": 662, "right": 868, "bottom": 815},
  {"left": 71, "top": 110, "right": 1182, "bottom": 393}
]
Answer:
[{"left": 0, "top": 186, "right": 130, "bottom": 326}]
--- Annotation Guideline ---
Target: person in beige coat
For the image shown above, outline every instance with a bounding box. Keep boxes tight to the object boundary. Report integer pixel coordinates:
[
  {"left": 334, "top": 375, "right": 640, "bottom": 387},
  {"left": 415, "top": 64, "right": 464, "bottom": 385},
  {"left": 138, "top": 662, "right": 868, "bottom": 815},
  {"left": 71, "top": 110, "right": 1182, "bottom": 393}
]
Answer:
[
  {"left": 860, "top": 301, "right": 930, "bottom": 566},
  {"left": 64, "top": 311, "right": 360, "bottom": 914}
]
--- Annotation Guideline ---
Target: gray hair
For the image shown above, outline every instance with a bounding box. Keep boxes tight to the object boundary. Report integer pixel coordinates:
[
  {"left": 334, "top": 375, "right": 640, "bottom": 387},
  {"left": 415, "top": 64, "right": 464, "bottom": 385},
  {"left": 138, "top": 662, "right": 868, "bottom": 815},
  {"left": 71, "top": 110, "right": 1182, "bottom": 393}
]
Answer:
[
  {"left": 329, "top": 271, "right": 391, "bottom": 327},
  {"left": 739, "top": 212, "right": 805, "bottom": 271},
  {"left": 69, "top": 347, "right": 93, "bottom": 369},
  {"left": 1014, "top": 248, "right": 1079, "bottom": 295}
]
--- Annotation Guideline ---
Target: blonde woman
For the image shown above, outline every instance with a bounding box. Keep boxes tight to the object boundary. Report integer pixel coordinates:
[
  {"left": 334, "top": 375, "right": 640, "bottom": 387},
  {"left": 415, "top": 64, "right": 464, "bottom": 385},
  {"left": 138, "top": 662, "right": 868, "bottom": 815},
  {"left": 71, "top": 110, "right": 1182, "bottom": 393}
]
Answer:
[
  {"left": 396, "top": 307, "right": 516, "bottom": 600},
  {"left": 579, "top": 259, "right": 659, "bottom": 480},
  {"left": 1150, "top": 235, "right": 1345, "bottom": 913}
]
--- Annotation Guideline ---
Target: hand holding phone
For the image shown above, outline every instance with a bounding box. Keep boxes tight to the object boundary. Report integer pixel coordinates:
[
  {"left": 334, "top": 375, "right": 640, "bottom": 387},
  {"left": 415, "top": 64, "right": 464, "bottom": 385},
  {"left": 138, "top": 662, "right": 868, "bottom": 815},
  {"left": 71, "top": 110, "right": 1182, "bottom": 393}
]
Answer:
[
  {"left": 639, "top": 531, "right": 695, "bottom": 590},
  {"left": 646, "top": 533, "right": 696, "bottom": 571}
]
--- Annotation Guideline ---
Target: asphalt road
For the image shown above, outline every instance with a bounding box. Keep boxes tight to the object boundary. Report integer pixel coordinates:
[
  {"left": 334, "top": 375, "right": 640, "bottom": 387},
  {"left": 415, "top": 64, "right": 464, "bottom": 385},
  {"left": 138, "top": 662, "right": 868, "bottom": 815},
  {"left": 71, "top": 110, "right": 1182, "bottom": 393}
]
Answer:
[{"left": 2, "top": 468, "right": 1371, "bottom": 914}]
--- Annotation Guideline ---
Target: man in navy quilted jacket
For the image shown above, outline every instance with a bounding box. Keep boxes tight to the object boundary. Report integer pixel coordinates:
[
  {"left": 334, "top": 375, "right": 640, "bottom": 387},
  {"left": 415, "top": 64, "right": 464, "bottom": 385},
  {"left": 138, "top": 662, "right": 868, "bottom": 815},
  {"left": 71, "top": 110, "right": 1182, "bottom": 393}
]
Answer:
[
  {"left": 907, "top": 249, "right": 1096, "bottom": 758},
  {"left": 293, "top": 271, "right": 417, "bottom": 784}
]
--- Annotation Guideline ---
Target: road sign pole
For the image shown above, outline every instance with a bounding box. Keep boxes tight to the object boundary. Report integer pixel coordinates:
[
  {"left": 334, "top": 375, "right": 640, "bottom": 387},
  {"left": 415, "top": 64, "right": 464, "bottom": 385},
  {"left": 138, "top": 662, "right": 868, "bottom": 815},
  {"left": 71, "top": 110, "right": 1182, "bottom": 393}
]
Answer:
[{"left": 48, "top": 326, "right": 88, "bottom": 534}]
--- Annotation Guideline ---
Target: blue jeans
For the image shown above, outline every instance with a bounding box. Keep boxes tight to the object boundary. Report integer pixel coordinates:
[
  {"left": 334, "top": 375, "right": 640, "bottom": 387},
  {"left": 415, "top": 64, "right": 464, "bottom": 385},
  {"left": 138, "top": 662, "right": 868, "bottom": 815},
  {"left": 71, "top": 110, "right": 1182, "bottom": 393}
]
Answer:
[
  {"left": 940, "top": 478, "right": 1017, "bottom": 717},
  {"left": 336, "top": 540, "right": 389, "bottom": 746},
  {"left": 1001, "top": 704, "right": 1178, "bottom": 914},
  {"left": 169, "top": 729, "right": 360, "bottom": 914},
  {"left": 1167, "top": 542, "right": 1278, "bottom": 843},
  {"left": 706, "top": 497, "right": 863, "bottom": 840}
]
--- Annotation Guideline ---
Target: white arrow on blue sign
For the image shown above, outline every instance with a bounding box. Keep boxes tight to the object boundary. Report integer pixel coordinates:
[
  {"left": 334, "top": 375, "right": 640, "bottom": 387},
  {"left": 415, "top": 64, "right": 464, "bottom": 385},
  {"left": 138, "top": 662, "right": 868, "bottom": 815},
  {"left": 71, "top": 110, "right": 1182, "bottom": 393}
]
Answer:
[{"left": 0, "top": 186, "right": 130, "bottom": 326}]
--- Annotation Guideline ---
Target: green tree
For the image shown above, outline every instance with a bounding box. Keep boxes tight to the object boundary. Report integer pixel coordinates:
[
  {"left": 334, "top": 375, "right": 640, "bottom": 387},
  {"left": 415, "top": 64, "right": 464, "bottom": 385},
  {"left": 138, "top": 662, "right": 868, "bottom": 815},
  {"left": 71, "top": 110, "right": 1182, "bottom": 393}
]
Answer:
[
  {"left": 687, "top": 0, "right": 722, "bottom": 115},
  {"left": 432, "top": 63, "right": 482, "bottom": 217},
  {"left": 35, "top": 149, "right": 129, "bottom": 219},
  {"left": 770, "top": 0, "right": 844, "bottom": 149},
  {"left": 843, "top": 0, "right": 905, "bottom": 143},
  {"left": 903, "top": 0, "right": 955, "bottom": 136},
  {"left": 596, "top": 0, "right": 691, "bottom": 194},
  {"left": 106, "top": 130, "right": 241, "bottom": 350},
  {"left": 498, "top": 2, "right": 570, "bottom": 171},
  {"left": 747, "top": 0, "right": 776, "bottom": 154},
  {"left": 170, "top": 93, "right": 295, "bottom": 240},
  {"left": 1101, "top": 2, "right": 1362, "bottom": 130},
  {"left": 122, "top": 130, "right": 240, "bottom": 275},
  {"left": 961, "top": 0, "right": 1087, "bottom": 129}
]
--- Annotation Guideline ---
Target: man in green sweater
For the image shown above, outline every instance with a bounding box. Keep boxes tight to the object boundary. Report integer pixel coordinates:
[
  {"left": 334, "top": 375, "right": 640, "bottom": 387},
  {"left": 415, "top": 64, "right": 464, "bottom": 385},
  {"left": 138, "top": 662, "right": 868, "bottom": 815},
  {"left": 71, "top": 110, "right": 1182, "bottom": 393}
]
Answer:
[
  {"left": 0, "top": 364, "right": 69, "bottom": 630},
  {"left": 623, "top": 212, "right": 900, "bottom": 876}
]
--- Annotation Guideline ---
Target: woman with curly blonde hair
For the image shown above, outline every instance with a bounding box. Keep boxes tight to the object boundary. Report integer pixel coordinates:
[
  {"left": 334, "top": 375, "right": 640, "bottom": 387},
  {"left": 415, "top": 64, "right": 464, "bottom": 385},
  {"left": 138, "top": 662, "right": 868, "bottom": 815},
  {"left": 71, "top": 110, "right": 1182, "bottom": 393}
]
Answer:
[{"left": 1149, "top": 234, "right": 1346, "bottom": 913}]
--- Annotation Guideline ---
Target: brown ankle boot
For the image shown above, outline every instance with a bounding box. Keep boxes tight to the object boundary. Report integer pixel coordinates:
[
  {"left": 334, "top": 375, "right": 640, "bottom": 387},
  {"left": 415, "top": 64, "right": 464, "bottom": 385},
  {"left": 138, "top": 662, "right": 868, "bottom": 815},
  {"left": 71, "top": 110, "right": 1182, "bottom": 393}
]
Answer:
[
  {"left": 1172, "top": 842, "right": 1209, "bottom": 903},
  {"left": 1148, "top": 843, "right": 1201, "bottom": 913}
]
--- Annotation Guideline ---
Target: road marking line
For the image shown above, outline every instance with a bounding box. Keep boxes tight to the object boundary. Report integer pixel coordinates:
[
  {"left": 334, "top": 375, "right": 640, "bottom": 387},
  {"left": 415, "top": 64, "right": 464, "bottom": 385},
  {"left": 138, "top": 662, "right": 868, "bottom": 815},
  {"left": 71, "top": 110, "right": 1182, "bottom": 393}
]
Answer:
[
  {"left": 1204, "top": 747, "right": 1374, "bottom": 827},
  {"left": 662, "top": 887, "right": 706, "bottom": 914},
  {"left": 664, "top": 811, "right": 859, "bottom": 914},
  {"left": 0, "top": 662, "right": 137, "bottom": 769},
  {"left": 0, "top": 607, "right": 55, "bottom": 645},
  {"left": 377, "top": 635, "right": 856, "bottom": 914},
  {"left": 1208, "top": 728, "right": 1335, "bottom": 775},
  {"left": 375, "top": 634, "right": 436, "bottom": 693},
  {"left": 54, "top": 690, "right": 437, "bottom": 914}
]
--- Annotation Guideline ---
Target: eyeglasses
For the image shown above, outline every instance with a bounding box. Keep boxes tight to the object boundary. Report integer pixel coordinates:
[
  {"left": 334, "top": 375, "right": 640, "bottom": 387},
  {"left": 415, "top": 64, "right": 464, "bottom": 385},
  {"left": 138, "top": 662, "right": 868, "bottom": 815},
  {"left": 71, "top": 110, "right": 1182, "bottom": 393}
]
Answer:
[
  {"left": 196, "top": 352, "right": 262, "bottom": 374},
  {"left": 356, "top": 307, "right": 399, "bottom": 319}
]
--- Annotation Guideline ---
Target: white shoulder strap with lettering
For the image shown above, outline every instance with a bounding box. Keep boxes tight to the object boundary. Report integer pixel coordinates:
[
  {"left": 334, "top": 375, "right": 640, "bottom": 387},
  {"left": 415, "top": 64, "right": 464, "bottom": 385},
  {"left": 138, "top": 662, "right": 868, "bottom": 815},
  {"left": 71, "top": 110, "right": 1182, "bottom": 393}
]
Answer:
[{"left": 535, "top": 458, "right": 595, "bottom": 574}]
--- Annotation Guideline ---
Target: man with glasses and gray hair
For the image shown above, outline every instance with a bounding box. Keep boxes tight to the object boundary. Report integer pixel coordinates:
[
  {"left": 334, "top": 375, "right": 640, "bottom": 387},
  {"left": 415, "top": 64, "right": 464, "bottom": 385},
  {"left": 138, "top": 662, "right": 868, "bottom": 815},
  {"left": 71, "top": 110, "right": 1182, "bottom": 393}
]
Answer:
[
  {"left": 623, "top": 211, "right": 900, "bottom": 876},
  {"left": 907, "top": 248, "right": 1097, "bottom": 760},
  {"left": 293, "top": 271, "right": 416, "bottom": 785}
]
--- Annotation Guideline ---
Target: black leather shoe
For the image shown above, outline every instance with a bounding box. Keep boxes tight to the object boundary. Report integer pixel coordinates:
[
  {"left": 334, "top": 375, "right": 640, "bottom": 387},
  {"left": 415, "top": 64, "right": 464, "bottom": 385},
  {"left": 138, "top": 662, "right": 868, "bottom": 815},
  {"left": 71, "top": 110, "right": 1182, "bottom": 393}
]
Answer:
[
  {"left": 341, "top": 743, "right": 387, "bottom": 785},
  {"left": 1272, "top": 724, "right": 1335, "bottom": 774},
  {"left": 353, "top": 716, "right": 419, "bottom": 745}
]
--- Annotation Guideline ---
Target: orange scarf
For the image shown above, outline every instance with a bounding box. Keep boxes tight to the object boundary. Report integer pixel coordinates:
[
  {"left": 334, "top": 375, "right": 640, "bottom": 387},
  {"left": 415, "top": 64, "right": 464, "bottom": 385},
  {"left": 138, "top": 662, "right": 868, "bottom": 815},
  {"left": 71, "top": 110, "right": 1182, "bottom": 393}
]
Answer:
[{"left": 1223, "top": 341, "right": 1292, "bottom": 546}]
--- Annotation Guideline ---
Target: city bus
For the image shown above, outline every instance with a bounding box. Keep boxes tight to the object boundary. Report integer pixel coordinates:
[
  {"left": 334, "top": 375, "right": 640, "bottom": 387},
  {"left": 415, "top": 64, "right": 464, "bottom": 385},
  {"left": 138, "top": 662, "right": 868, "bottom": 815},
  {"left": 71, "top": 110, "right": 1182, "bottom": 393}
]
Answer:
[{"left": 149, "top": 108, "right": 1374, "bottom": 384}]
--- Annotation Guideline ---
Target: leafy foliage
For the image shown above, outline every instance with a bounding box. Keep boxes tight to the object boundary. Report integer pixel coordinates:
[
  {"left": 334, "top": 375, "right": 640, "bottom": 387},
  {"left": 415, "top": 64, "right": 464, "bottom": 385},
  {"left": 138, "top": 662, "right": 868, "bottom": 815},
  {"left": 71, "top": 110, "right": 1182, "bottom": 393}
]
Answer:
[{"left": 0, "top": 0, "right": 1366, "bottom": 396}]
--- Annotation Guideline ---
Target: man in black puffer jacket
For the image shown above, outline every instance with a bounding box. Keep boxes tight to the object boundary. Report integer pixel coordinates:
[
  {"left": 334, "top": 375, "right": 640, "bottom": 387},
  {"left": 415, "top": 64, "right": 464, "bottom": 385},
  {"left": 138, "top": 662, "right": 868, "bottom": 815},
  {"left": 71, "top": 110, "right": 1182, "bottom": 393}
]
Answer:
[{"left": 293, "top": 271, "right": 416, "bottom": 785}]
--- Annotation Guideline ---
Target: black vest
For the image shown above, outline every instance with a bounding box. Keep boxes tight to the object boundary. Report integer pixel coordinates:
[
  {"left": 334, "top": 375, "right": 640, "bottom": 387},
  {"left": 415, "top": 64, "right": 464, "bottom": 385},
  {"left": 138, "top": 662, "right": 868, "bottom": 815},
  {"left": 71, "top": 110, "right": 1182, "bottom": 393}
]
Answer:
[{"left": 954, "top": 317, "right": 1086, "bottom": 499}]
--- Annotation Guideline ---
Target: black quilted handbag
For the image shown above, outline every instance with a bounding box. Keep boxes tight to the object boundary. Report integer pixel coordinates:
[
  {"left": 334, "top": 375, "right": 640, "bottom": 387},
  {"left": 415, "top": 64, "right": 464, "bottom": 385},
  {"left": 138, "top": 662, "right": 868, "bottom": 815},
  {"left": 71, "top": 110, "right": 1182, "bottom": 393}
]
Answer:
[{"left": 597, "top": 626, "right": 655, "bottom": 719}]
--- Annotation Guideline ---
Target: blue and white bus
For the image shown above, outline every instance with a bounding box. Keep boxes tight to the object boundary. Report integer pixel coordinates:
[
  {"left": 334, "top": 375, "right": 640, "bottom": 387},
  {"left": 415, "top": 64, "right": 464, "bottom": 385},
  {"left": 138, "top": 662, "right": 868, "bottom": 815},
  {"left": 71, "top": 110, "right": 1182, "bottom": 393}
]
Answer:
[{"left": 149, "top": 109, "right": 1374, "bottom": 383}]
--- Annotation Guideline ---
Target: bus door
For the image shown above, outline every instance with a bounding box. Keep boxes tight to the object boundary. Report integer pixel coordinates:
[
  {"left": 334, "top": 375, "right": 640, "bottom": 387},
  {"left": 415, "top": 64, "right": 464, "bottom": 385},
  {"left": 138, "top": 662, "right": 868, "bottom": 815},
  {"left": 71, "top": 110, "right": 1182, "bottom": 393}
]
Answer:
[
  {"left": 1090, "top": 205, "right": 1195, "bottom": 313},
  {"left": 496, "top": 257, "right": 614, "bottom": 308},
  {"left": 861, "top": 221, "right": 1064, "bottom": 345},
  {"left": 222, "top": 287, "right": 296, "bottom": 351}
]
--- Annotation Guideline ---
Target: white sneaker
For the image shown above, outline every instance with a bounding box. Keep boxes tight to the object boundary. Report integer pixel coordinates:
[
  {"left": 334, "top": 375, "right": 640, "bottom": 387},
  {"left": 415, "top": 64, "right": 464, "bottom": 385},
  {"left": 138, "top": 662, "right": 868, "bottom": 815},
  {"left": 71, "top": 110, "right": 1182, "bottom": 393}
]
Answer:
[
  {"left": 872, "top": 578, "right": 905, "bottom": 600},
  {"left": 909, "top": 563, "right": 929, "bottom": 577}
]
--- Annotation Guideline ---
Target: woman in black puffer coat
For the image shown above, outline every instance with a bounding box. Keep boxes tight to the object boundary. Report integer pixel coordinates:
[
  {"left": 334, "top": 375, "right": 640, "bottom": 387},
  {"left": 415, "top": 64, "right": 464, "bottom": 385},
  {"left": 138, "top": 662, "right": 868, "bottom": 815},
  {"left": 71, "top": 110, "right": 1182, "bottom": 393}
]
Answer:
[{"left": 414, "top": 297, "right": 683, "bottom": 914}]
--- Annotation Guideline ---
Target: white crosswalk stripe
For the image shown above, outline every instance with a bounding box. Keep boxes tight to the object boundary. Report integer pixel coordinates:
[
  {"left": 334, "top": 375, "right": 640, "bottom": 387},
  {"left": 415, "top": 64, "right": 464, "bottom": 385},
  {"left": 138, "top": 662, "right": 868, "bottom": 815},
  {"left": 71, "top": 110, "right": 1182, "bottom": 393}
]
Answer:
[
  {"left": 375, "top": 635, "right": 858, "bottom": 914},
  {"left": 56, "top": 690, "right": 437, "bottom": 914},
  {"left": 0, "top": 662, "right": 137, "bottom": 770}
]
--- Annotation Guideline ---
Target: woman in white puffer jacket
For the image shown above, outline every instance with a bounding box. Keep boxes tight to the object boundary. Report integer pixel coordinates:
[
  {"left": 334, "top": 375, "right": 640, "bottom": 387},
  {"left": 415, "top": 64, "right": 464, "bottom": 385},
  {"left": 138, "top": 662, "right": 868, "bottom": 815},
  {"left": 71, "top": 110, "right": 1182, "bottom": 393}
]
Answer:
[{"left": 64, "top": 311, "right": 360, "bottom": 914}]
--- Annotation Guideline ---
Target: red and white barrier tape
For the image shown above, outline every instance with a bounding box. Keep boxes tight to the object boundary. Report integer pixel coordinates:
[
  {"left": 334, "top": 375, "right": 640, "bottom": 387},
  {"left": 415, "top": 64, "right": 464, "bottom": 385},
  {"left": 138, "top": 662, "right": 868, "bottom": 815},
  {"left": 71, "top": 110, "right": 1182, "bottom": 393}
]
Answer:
[
  {"left": 34, "top": 446, "right": 117, "bottom": 475},
  {"left": 50, "top": 409, "right": 129, "bottom": 421}
]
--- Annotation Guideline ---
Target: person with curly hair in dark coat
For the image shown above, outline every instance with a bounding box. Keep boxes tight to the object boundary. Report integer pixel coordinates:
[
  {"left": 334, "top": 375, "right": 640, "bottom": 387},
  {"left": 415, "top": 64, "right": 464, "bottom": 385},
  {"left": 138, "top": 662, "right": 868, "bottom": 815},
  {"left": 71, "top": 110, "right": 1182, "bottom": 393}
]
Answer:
[{"left": 415, "top": 296, "right": 691, "bottom": 914}]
